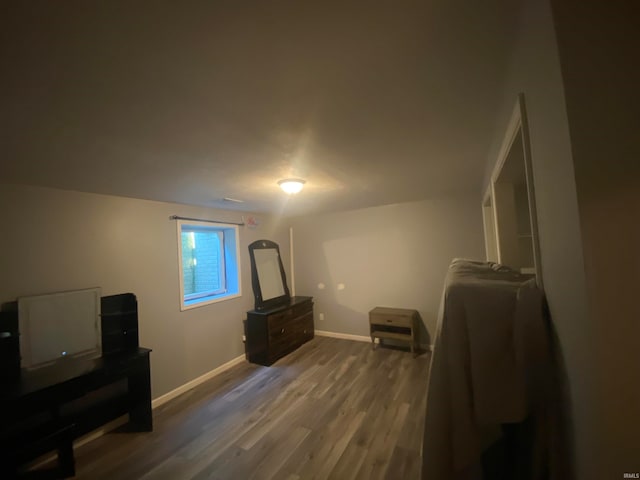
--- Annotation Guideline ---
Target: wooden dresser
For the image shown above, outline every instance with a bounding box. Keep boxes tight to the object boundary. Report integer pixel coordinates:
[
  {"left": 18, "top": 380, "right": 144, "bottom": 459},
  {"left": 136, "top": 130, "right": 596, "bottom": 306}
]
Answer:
[
  {"left": 369, "top": 306, "right": 419, "bottom": 356},
  {"left": 245, "top": 296, "right": 314, "bottom": 366}
]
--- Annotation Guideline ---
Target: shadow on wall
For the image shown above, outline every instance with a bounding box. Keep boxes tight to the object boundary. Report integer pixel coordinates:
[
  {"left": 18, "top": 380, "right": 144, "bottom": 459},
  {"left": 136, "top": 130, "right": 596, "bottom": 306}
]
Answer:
[
  {"left": 296, "top": 254, "right": 440, "bottom": 345},
  {"left": 290, "top": 199, "right": 486, "bottom": 349},
  {"left": 322, "top": 241, "right": 436, "bottom": 347},
  {"left": 307, "top": 245, "right": 433, "bottom": 350}
]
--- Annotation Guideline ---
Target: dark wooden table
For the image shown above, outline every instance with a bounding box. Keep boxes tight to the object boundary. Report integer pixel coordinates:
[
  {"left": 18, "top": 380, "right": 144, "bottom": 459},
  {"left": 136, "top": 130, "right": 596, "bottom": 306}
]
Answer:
[{"left": 1, "top": 348, "right": 152, "bottom": 475}]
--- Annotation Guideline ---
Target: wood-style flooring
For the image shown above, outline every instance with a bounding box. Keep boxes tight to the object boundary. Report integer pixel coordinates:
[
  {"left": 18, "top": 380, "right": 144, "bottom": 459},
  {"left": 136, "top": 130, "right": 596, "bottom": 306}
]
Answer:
[{"left": 72, "top": 336, "right": 431, "bottom": 480}]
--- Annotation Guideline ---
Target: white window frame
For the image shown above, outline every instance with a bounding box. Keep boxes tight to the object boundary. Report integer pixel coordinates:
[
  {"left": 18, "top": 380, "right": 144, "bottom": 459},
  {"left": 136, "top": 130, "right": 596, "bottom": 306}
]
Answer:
[
  {"left": 182, "top": 230, "right": 226, "bottom": 302},
  {"left": 177, "top": 220, "right": 241, "bottom": 311}
]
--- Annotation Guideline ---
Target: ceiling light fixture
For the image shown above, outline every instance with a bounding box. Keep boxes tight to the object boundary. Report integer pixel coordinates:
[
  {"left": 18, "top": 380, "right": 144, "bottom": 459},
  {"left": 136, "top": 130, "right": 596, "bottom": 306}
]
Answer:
[{"left": 278, "top": 178, "right": 306, "bottom": 194}]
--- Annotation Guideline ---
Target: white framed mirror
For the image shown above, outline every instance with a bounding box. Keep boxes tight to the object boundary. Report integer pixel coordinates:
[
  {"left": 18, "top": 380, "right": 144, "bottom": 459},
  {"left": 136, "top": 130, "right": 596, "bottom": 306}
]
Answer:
[
  {"left": 485, "top": 93, "right": 543, "bottom": 286},
  {"left": 248, "top": 239, "right": 291, "bottom": 310}
]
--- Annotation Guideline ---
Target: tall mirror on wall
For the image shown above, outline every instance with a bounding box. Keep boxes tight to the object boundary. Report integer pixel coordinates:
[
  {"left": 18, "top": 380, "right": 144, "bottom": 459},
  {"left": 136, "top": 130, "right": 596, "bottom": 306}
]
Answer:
[
  {"left": 482, "top": 192, "right": 499, "bottom": 263},
  {"left": 248, "top": 240, "right": 291, "bottom": 310},
  {"left": 483, "top": 93, "right": 543, "bottom": 287}
]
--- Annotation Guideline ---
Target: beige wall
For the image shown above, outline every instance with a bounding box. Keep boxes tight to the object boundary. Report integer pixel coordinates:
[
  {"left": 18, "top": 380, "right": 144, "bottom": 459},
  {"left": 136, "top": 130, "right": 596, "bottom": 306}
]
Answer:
[
  {"left": 289, "top": 195, "right": 485, "bottom": 345},
  {"left": 551, "top": 0, "right": 640, "bottom": 476},
  {"left": 0, "top": 184, "right": 289, "bottom": 399}
]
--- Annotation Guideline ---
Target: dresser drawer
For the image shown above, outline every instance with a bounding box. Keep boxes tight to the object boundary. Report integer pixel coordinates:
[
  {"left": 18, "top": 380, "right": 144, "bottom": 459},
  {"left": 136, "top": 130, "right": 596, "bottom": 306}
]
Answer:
[
  {"left": 269, "top": 312, "right": 313, "bottom": 340},
  {"left": 268, "top": 322, "right": 295, "bottom": 341},
  {"left": 269, "top": 328, "right": 299, "bottom": 350},
  {"left": 292, "top": 312, "right": 314, "bottom": 336},
  {"left": 267, "top": 301, "right": 313, "bottom": 333},
  {"left": 291, "top": 300, "right": 313, "bottom": 319},
  {"left": 370, "top": 312, "right": 413, "bottom": 328},
  {"left": 298, "top": 313, "right": 314, "bottom": 341},
  {"left": 245, "top": 296, "right": 314, "bottom": 366},
  {"left": 267, "top": 309, "right": 295, "bottom": 332}
]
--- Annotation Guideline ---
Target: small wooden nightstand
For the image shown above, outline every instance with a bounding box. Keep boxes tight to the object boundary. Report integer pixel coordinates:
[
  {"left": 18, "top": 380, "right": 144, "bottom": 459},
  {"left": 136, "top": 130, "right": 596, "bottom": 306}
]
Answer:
[{"left": 369, "top": 307, "right": 419, "bottom": 356}]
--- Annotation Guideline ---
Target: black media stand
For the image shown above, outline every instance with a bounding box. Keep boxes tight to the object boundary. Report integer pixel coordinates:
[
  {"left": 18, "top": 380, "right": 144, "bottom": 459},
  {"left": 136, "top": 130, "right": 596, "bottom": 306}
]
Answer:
[
  {"left": 0, "top": 293, "right": 152, "bottom": 478},
  {"left": 1, "top": 348, "right": 152, "bottom": 477}
]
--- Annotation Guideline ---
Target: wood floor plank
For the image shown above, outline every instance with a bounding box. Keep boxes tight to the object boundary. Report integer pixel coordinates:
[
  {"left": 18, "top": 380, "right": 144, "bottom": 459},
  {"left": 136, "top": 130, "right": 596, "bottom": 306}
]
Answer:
[
  {"left": 71, "top": 337, "right": 430, "bottom": 479},
  {"left": 247, "top": 426, "right": 311, "bottom": 480},
  {"left": 354, "top": 402, "right": 411, "bottom": 480},
  {"left": 384, "top": 445, "right": 420, "bottom": 480},
  {"left": 327, "top": 442, "right": 368, "bottom": 480},
  {"left": 295, "top": 410, "right": 366, "bottom": 480}
]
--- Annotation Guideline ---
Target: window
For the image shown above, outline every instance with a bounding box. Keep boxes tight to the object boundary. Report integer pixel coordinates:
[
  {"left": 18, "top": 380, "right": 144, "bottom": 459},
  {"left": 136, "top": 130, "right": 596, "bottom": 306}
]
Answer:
[{"left": 177, "top": 220, "right": 241, "bottom": 310}]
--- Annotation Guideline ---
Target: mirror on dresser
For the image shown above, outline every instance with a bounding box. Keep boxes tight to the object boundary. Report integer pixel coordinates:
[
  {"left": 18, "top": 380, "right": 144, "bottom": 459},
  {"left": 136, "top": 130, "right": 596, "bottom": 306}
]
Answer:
[{"left": 248, "top": 239, "right": 291, "bottom": 311}]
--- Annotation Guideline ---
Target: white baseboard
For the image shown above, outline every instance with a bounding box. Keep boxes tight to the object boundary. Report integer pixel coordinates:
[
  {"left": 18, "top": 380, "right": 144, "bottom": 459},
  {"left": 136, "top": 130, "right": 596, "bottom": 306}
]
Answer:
[
  {"left": 316, "top": 330, "right": 434, "bottom": 353},
  {"left": 152, "top": 353, "right": 246, "bottom": 409},
  {"left": 75, "top": 417, "right": 128, "bottom": 447},
  {"left": 315, "top": 329, "right": 371, "bottom": 343}
]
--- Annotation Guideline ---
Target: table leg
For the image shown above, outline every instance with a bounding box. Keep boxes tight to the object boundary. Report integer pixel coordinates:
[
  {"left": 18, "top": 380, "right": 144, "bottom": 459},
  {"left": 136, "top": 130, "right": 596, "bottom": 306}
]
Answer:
[{"left": 127, "top": 355, "right": 153, "bottom": 432}]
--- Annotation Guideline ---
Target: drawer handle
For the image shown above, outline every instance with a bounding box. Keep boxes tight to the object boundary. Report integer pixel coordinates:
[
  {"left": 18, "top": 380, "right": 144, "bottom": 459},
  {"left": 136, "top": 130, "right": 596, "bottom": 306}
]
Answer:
[
  {"left": 386, "top": 319, "right": 392, "bottom": 323},
  {"left": 281, "top": 328, "right": 285, "bottom": 334}
]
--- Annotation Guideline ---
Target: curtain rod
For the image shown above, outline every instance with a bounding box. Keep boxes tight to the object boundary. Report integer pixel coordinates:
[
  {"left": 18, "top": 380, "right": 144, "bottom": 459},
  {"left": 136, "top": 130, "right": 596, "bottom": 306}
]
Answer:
[{"left": 169, "top": 215, "right": 245, "bottom": 226}]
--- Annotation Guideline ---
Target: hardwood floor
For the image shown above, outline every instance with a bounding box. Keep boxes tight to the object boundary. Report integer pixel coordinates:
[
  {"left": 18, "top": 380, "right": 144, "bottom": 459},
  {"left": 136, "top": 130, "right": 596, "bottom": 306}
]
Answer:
[{"left": 72, "top": 337, "right": 431, "bottom": 480}]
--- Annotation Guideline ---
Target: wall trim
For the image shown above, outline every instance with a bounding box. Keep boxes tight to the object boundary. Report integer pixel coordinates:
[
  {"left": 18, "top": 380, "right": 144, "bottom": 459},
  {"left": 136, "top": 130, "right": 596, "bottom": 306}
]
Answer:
[
  {"left": 152, "top": 353, "right": 246, "bottom": 409},
  {"left": 315, "top": 329, "right": 433, "bottom": 352},
  {"left": 315, "top": 329, "right": 371, "bottom": 343}
]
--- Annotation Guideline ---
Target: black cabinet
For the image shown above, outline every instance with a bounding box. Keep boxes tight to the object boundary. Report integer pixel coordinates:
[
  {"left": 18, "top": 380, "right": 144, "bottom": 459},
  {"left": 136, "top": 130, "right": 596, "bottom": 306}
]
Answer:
[
  {"left": 0, "top": 292, "right": 152, "bottom": 476},
  {"left": 0, "top": 348, "right": 152, "bottom": 476},
  {"left": 101, "top": 293, "right": 140, "bottom": 356},
  {"left": 245, "top": 296, "right": 314, "bottom": 366},
  {"left": 0, "top": 310, "right": 20, "bottom": 381}
]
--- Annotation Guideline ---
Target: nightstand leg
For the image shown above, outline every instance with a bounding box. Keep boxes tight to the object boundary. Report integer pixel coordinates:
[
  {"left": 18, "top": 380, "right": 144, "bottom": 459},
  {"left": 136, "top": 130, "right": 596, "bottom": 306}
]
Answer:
[{"left": 411, "top": 329, "right": 416, "bottom": 357}]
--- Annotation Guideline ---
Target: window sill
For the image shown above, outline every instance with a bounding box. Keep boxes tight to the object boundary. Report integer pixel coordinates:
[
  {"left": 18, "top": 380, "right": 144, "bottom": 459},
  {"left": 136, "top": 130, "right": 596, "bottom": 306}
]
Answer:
[{"left": 180, "top": 292, "right": 241, "bottom": 311}]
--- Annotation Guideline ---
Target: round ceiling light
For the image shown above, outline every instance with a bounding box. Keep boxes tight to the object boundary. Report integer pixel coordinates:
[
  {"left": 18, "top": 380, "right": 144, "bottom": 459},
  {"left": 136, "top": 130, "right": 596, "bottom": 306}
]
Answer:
[{"left": 278, "top": 178, "right": 306, "bottom": 194}]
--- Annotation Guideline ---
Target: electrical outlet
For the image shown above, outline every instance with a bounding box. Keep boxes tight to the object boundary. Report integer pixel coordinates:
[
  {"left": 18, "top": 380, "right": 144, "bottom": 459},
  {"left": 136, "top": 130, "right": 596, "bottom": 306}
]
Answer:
[
  {"left": 242, "top": 334, "right": 246, "bottom": 342},
  {"left": 319, "top": 313, "right": 325, "bottom": 321}
]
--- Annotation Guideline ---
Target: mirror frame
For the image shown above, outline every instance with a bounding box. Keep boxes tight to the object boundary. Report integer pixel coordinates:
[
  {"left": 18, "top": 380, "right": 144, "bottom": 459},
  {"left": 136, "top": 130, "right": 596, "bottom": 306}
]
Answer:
[
  {"left": 485, "top": 93, "right": 543, "bottom": 288},
  {"left": 248, "top": 239, "right": 291, "bottom": 311}
]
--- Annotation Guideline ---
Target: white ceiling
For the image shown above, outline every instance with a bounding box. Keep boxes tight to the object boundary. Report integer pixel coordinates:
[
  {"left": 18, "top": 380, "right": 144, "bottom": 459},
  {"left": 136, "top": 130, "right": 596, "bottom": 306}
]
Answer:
[{"left": 1, "top": 1, "right": 518, "bottom": 217}]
